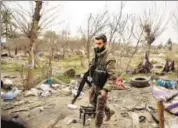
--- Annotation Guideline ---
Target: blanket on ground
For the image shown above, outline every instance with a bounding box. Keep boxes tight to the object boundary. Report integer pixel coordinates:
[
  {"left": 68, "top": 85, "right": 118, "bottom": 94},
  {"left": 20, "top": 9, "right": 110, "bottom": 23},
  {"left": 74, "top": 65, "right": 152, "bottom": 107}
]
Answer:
[{"left": 152, "top": 85, "right": 178, "bottom": 116}]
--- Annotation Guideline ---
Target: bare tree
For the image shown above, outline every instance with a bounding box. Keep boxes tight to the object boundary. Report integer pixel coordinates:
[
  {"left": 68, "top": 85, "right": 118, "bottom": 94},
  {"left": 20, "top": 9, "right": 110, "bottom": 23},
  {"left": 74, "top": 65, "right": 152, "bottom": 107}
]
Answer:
[
  {"left": 140, "top": 2, "right": 168, "bottom": 58},
  {"left": 124, "top": 15, "right": 145, "bottom": 71},
  {"left": 1, "top": 2, "right": 15, "bottom": 37},
  {"left": 1, "top": 2, "right": 19, "bottom": 56},
  {"left": 11, "top": 1, "right": 61, "bottom": 58},
  {"left": 44, "top": 31, "right": 58, "bottom": 78},
  {"left": 8, "top": 1, "right": 61, "bottom": 89},
  {"left": 172, "top": 2, "right": 178, "bottom": 35},
  {"left": 79, "top": 10, "right": 109, "bottom": 66},
  {"left": 25, "top": 1, "right": 43, "bottom": 89},
  {"left": 61, "top": 29, "right": 70, "bottom": 59},
  {"left": 11, "top": 1, "right": 61, "bottom": 37},
  {"left": 125, "top": 8, "right": 162, "bottom": 73},
  {"left": 5, "top": 1, "right": 43, "bottom": 89},
  {"left": 107, "top": 1, "right": 128, "bottom": 49},
  {"left": 124, "top": 2, "right": 169, "bottom": 74}
]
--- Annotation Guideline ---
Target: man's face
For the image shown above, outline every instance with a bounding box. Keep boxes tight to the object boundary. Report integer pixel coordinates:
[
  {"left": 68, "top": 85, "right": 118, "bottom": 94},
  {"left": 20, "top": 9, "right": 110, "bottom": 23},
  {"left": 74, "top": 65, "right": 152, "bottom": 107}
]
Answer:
[{"left": 95, "top": 39, "right": 104, "bottom": 49}]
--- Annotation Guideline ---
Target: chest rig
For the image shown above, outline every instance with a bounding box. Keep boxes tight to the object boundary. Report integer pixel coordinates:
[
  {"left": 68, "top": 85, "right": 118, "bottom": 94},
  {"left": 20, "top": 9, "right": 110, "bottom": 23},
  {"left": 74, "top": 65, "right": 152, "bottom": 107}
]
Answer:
[{"left": 92, "top": 49, "right": 109, "bottom": 88}]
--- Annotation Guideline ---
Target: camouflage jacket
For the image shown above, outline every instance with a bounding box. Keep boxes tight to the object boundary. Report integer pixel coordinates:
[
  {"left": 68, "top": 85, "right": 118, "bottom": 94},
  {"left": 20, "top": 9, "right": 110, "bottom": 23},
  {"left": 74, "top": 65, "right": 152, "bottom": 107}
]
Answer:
[{"left": 89, "top": 48, "right": 116, "bottom": 83}]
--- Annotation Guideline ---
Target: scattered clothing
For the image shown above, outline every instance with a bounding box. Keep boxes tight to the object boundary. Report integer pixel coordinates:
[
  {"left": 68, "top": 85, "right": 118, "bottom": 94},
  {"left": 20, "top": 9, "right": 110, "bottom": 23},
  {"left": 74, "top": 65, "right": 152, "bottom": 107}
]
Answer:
[{"left": 114, "top": 77, "right": 127, "bottom": 90}]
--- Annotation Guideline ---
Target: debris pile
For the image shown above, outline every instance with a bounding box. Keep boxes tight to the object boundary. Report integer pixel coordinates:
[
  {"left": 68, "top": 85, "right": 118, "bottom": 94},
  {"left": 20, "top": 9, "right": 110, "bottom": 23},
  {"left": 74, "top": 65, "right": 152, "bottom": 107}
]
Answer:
[
  {"left": 133, "top": 52, "right": 153, "bottom": 74},
  {"left": 163, "top": 60, "right": 176, "bottom": 72},
  {"left": 1, "top": 87, "right": 22, "bottom": 100}
]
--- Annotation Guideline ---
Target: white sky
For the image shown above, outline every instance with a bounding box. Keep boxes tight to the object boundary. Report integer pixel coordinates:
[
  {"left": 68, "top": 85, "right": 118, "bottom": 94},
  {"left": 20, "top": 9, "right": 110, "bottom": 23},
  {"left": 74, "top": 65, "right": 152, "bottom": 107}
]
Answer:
[{"left": 7, "top": 1, "right": 178, "bottom": 44}]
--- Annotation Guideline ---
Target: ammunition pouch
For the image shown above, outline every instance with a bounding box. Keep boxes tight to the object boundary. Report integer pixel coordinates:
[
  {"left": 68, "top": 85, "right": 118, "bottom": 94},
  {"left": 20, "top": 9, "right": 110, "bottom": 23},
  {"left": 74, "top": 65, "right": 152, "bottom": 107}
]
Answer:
[{"left": 93, "top": 69, "right": 108, "bottom": 88}]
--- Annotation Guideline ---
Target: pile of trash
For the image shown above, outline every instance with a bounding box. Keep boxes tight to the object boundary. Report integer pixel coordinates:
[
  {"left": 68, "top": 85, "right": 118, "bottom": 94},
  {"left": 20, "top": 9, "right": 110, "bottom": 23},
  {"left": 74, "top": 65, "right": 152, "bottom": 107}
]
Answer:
[
  {"left": 1, "top": 77, "right": 86, "bottom": 102},
  {"left": 25, "top": 82, "right": 67, "bottom": 97},
  {"left": 25, "top": 79, "right": 85, "bottom": 98},
  {"left": 1, "top": 87, "right": 22, "bottom": 100},
  {"left": 1, "top": 79, "right": 22, "bottom": 100}
]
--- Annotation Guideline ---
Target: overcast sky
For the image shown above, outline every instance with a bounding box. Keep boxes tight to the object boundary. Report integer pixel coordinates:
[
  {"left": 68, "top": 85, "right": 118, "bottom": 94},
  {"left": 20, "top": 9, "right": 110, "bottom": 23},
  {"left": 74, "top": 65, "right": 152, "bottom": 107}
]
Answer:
[{"left": 8, "top": 1, "right": 178, "bottom": 44}]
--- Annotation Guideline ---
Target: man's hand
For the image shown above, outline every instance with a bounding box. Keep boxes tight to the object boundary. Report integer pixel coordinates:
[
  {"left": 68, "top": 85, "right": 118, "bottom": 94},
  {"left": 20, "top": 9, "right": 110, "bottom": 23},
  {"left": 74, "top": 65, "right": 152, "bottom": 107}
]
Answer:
[
  {"left": 87, "top": 76, "right": 93, "bottom": 82},
  {"left": 100, "top": 90, "right": 107, "bottom": 97}
]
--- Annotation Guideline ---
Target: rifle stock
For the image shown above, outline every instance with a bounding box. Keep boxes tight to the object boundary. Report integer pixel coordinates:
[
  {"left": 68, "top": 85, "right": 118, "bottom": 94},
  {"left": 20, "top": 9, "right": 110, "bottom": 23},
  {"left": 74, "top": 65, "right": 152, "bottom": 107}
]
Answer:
[{"left": 71, "top": 69, "right": 93, "bottom": 104}]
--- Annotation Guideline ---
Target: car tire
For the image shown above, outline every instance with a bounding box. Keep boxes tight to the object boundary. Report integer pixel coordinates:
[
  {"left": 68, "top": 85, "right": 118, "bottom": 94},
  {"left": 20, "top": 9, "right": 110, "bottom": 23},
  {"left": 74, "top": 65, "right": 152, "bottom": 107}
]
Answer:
[{"left": 130, "top": 76, "right": 150, "bottom": 88}]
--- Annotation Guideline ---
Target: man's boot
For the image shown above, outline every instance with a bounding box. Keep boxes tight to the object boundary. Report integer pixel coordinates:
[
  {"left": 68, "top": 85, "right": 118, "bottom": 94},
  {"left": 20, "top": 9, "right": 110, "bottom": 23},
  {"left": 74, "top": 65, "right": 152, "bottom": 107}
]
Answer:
[
  {"left": 95, "top": 111, "right": 104, "bottom": 128},
  {"left": 105, "top": 108, "right": 115, "bottom": 121}
]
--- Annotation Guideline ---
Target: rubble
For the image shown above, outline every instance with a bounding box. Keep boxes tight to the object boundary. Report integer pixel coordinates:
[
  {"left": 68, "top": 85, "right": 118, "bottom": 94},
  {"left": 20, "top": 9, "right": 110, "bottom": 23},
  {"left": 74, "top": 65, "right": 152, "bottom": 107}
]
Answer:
[
  {"left": 3, "top": 78, "right": 13, "bottom": 89},
  {"left": 67, "top": 104, "right": 78, "bottom": 109},
  {"left": 38, "top": 84, "right": 51, "bottom": 91},
  {"left": 69, "top": 80, "right": 79, "bottom": 90},
  {"left": 72, "top": 89, "right": 84, "bottom": 97},
  {"left": 24, "top": 83, "right": 65, "bottom": 97},
  {"left": 40, "top": 107, "right": 44, "bottom": 112},
  {"left": 131, "top": 112, "right": 140, "bottom": 128},
  {"left": 120, "top": 112, "right": 129, "bottom": 118},
  {"left": 1, "top": 87, "right": 22, "bottom": 100},
  {"left": 70, "top": 79, "right": 78, "bottom": 85},
  {"left": 51, "top": 84, "right": 61, "bottom": 89},
  {"left": 1, "top": 102, "right": 15, "bottom": 110},
  {"left": 25, "top": 88, "right": 39, "bottom": 97},
  {"left": 60, "top": 87, "right": 72, "bottom": 96},
  {"left": 4, "top": 75, "right": 17, "bottom": 79},
  {"left": 40, "top": 90, "right": 52, "bottom": 97},
  {"left": 152, "top": 123, "right": 159, "bottom": 128},
  {"left": 67, "top": 119, "right": 77, "bottom": 125},
  {"left": 49, "top": 89, "right": 57, "bottom": 94}
]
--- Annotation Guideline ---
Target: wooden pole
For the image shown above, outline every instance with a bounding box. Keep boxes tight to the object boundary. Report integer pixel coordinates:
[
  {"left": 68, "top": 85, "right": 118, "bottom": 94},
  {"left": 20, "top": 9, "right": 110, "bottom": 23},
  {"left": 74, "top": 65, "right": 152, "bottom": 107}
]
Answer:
[{"left": 157, "top": 101, "right": 164, "bottom": 128}]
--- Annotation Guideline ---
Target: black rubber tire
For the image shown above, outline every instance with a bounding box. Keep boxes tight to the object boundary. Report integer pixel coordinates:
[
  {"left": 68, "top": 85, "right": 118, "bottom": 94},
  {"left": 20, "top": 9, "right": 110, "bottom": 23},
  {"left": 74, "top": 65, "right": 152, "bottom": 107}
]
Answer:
[{"left": 130, "top": 76, "right": 150, "bottom": 88}]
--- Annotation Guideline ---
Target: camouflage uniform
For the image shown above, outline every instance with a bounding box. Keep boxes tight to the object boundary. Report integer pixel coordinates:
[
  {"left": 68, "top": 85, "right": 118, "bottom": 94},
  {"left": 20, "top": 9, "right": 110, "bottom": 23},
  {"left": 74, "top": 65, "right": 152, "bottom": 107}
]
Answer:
[{"left": 89, "top": 48, "right": 116, "bottom": 128}]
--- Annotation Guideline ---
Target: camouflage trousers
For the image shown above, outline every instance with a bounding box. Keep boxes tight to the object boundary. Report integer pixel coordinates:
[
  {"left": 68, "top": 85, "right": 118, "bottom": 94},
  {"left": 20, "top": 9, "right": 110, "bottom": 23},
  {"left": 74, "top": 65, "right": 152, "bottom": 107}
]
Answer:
[{"left": 89, "top": 86, "right": 111, "bottom": 128}]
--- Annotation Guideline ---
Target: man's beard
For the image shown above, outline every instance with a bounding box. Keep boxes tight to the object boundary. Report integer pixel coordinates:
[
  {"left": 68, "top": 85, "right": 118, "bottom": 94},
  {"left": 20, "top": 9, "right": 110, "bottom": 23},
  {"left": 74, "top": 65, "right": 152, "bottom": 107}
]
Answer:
[{"left": 94, "top": 46, "right": 105, "bottom": 53}]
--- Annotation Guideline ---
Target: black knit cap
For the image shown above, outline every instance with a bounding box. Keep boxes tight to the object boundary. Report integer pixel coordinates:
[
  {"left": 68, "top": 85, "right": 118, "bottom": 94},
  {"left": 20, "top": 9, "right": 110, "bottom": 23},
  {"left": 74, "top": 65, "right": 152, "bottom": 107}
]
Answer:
[{"left": 95, "top": 34, "right": 107, "bottom": 43}]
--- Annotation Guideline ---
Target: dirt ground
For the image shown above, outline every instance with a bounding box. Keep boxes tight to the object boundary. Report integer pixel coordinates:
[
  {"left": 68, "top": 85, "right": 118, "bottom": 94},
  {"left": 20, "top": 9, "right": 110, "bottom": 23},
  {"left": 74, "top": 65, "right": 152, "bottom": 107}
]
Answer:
[
  {"left": 1, "top": 51, "right": 178, "bottom": 128},
  {"left": 1, "top": 81, "right": 177, "bottom": 128}
]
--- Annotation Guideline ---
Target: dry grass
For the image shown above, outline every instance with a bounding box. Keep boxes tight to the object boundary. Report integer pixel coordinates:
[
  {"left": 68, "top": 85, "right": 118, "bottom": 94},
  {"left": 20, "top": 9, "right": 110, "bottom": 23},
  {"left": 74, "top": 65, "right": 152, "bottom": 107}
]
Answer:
[{"left": 1, "top": 49, "right": 177, "bottom": 84}]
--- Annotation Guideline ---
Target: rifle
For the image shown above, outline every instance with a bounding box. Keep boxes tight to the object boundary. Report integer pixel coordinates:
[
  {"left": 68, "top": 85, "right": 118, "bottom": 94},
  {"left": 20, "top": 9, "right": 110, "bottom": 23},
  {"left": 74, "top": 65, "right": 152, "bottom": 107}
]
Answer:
[
  {"left": 71, "top": 66, "right": 95, "bottom": 104},
  {"left": 71, "top": 48, "right": 98, "bottom": 104}
]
